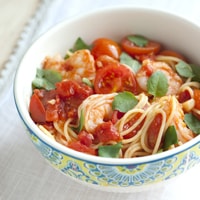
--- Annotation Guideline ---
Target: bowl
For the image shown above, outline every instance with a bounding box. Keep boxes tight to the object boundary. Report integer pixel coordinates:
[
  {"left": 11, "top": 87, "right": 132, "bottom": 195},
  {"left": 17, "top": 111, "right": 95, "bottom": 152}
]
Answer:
[{"left": 14, "top": 6, "right": 200, "bottom": 192}]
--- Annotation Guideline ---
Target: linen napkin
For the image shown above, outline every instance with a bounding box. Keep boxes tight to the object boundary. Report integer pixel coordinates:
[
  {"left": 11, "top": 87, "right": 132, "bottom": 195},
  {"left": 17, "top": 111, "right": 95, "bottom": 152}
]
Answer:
[{"left": 1, "top": 0, "right": 200, "bottom": 199}]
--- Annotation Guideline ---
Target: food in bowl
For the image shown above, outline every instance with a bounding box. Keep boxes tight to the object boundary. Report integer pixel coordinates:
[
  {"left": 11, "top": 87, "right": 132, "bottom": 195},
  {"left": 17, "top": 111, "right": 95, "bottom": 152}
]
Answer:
[
  {"left": 29, "top": 33, "right": 200, "bottom": 158},
  {"left": 14, "top": 7, "right": 200, "bottom": 192}
]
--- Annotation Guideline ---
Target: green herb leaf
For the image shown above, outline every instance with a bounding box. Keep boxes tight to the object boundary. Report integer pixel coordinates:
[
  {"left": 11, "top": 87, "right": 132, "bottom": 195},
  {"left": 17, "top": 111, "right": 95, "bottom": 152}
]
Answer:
[
  {"left": 98, "top": 142, "right": 122, "bottom": 158},
  {"left": 32, "top": 68, "right": 62, "bottom": 90},
  {"left": 175, "top": 61, "right": 194, "bottom": 78},
  {"left": 72, "top": 110, "right": 84, "bottom": 132},
  {"left": 147, "top": 71, "right": 168, "bottom": 97},
  {"left": 82, "top": 77, "right": 93, "bottom": 88},
  {"left": 184, "top": 113, "right": 200, "bottom": 135},
  {"left": 127, "top": 35, "right": 148, "bottom": 47},
  {"left": 112, "top": 91, "right": 138, "bottom": 112},
  {"left": 190, "top": 64, "right": 200, "bottom": 82},
  {"left": 72, "top": 37, "right": 90, "bottom": 52},
  {"left": 163, "top": 125, "right": 178, "bottom": 150},
  {"left": 120, "top": 52, "right": 141, "bottom": 73}
]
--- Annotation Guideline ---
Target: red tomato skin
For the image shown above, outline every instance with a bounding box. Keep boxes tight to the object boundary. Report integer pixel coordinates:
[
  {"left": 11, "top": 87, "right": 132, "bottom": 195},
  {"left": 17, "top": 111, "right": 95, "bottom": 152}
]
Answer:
[
  {"left": 121, "top": 36, "right": 161, "bottom": 56},
  {"left": 91, "top": 38, "right": 121, "bottom": 60},
  {"left": 178, "top": 90, "right": 191, "bottom": 103},
  {"left": 147, "top": 114, "right": 163, "bottom": 149},
  {"left": 29, "top": 93, "right": 46, "bottom": 123},
  {"left": 94, "top": 63, "right": 138, "bottom": 94},
  {"left": 67, "top": 141, "right": 96, "bottom": 155},
  {"left": 56, "top": 80, "right": 93, "bottom": 99},
  {"left": 45, "top": 97, "right": 59, "bottom": 122},
  {"left": 94, "top": 121, "right": 121, "bottom": 143},
  {"left": 78, "top": 131, "right": 94, "bottom": 147},
  {"left": 95, "top": 55, "right": 118, "bottom": 70}
]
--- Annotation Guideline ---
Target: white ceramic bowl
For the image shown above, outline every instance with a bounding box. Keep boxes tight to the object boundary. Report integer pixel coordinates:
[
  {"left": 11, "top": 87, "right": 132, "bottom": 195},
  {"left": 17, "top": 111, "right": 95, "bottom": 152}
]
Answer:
[{"left": 14, "top": 6, "right": 200, "bottom": 192}]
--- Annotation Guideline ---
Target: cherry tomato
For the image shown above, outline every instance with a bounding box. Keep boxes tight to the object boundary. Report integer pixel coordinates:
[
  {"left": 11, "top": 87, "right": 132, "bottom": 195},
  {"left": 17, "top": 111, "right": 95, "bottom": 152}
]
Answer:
[
  {"left": 94, "top": 121, "right": 121, "bottom": 143},
  {"left": 159, "top": 50, "right": 186, "bottom": 60},
  {"left": 45, "top": 97, "right": 59, "bottom": 122},
  {"left": 56, "top": 80, "right": 93, "bottom": 99},
  {"left": 147, "top": 113, "right": 163, "bottom": 149},
  {"left": 134, "top": 54, "right": 156, "bottom": 62},
  {"left": 29, "top": 93, "right": 46, "bottom": 123},
  {"left": 95, "top": 55, "right": 118, "bottom": 70},
  {"left": 194, "top": 89, "right": 200, "bottom": 110},
  {"left": 78, "top": 131, "right": 94, "bottom": 147},
  {"left": 67, "top": 141, "right": 96, "bottom": 155},
  {"left": 91, "top": 38, "right": 121, "bottom": 60},
  {"left": 121, "top": 35, "right": 161, "bottom": 56},
  {"left": 94, "top": 63, "right": 138, "bottom": 94}
]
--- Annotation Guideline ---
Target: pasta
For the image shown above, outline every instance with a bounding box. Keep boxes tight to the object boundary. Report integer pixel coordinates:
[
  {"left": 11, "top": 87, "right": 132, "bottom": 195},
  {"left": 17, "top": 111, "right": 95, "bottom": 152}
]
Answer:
[{"left": 29, "top": 35, "right": 200, "bottom": 158}]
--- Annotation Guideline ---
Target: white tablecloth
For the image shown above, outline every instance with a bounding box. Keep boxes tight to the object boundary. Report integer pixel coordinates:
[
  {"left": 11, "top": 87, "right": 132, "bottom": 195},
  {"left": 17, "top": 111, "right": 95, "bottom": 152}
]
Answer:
[{"left": 1, "top": 0, "right": 200, "bottom": 199}]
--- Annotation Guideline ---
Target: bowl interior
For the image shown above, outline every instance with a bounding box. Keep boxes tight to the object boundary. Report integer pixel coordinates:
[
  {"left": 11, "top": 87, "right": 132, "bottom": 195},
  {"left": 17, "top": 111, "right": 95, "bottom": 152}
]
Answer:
[{"left": 14, "top": 6, "right": 200, "bottom": 164}]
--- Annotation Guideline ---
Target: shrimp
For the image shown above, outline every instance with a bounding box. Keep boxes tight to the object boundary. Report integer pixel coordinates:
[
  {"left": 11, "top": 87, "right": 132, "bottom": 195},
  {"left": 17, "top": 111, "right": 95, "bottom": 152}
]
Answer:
[
  {"left": 136, "top": 59, "right": 183, "bottom": 95},
  {"left": 157, "top": 96, "right": 193, "bottom": 144},
  {"left": 43, "top": 49, "right": 96, "bottom": 82},
  {"left": 78, "top": 93, "right": 117, "bottom": 133}
]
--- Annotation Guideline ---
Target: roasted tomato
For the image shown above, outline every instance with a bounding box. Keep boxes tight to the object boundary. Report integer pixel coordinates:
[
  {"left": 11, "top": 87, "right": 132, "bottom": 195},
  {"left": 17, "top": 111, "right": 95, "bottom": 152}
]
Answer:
[
  {"left": 94, "top": 121, "right": 121, "bottom": 143},
  {"left": 91, "top": 38, "right": 121, "bottom": 60},
  {"left": 94, "top": 63, "right": 138, "bottom": 94},
  {"left": 29, "top": 93, "right": 46, "bottom": 123},
  {"left": 121, "top": 35, "right": 160, "bottom": 56}
]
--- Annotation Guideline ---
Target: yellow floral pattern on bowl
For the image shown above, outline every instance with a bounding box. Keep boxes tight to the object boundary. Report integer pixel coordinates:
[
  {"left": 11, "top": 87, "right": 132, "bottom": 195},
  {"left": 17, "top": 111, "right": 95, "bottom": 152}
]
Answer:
[{"left": 28, "top": 129, "right": 200, "bottom": 188}]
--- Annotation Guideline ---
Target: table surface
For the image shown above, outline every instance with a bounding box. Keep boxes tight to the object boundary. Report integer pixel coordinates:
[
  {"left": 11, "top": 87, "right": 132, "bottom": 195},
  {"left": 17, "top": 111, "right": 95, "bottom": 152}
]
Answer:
[{"left": 0, "top": 0, "right": 40, "bottom": 72}]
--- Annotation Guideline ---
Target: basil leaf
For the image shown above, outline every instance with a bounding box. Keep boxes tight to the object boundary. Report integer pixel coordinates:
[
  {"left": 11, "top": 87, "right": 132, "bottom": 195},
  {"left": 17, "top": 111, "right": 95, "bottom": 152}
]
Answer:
[
  {"left": 72, "top": 110, "right": 84, "bottom": 132},
  {"left": 163, "top": 125, "right": 178, "bottom": 150},
  {"left": 175, "top": 61, "right": 194, "bottom": 78},
  {"left": 72, "top": 37, "right": 90, "bottom": 52},
  {"left": 147, "top": 71, "right": 168, "bottom": 97},
  {"left": 127, "top": 35, "right": 148, "bottom": 47},
  {"left": 112, "top": 91, "right": 138, "bottom": 112},
  {"left": 98, "top": 142, "right": 122, "bottom": 158},
  {"left": 190, "top": 64, "right": 200, "bottom": 82},
  {"left": 184, "top": 113, "right": 200, "bottom": 135},
  {"left": 82, "top": 77, "right": 93, "bottom": 88},
  {"left": 120, "top": 52, "right": 141, "bottom": 73},
  {"left": 32, "top": 68, "right": 62, "bottom": 90}
]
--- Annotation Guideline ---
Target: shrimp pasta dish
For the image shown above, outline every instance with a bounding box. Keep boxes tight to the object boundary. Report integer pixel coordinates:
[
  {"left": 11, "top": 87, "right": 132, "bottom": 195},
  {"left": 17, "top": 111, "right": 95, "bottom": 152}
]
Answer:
[{"left": 29, "top": 34, "right": 200, "bottom": 158}]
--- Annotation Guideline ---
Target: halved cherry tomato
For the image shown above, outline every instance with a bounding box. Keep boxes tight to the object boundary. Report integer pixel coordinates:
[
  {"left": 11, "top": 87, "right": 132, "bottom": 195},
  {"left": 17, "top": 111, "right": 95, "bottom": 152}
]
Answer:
[
  {"left": 95, "top": 55, "right": 118, "bottom": 70},
  {"left": 94, "top": 63, "right": 137, "bottom": 94},
  {"left": 147, "top": 113, "right": 163, "bottom": 149},
  {"left": 121, "top": 36, "right": 161, "bottom": 56},
  {"left": 29, "top": 93, "right": 46, "bottom": 123},
  {"left": 91, "top": 38, "right": 121, "bottom": 60},
  {"left": 159, "top": 50, "right": 186, "bottom": 60},
  {"left": 193, "top": 89, "right": 200, "bottom": 110}
]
